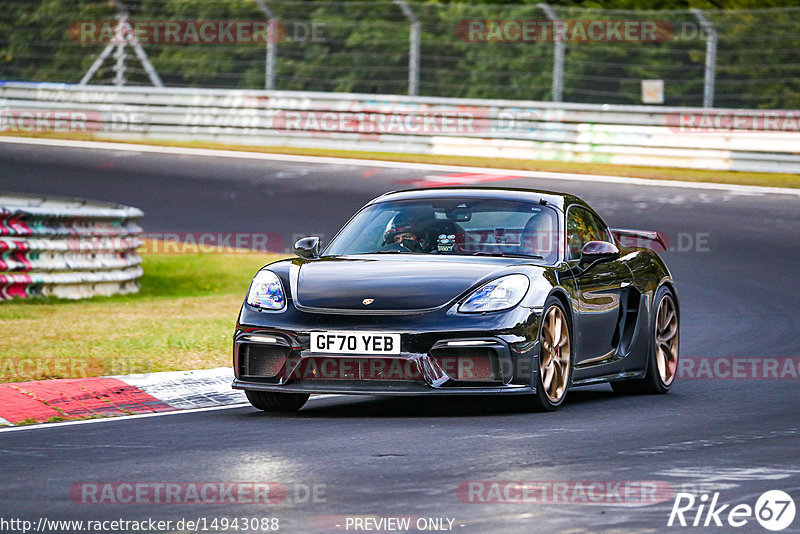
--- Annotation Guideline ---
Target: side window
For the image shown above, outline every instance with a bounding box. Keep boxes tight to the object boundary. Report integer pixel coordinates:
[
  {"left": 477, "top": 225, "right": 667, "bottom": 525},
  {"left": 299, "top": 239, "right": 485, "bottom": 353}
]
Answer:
[{"left": 566, "top": 206, "right": 611, "bottom": 260}]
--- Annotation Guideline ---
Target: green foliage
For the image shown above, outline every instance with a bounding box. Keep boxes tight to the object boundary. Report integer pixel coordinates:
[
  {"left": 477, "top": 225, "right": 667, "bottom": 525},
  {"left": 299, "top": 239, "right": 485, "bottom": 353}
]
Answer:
[{"left": 1, "top": 0, "right": 798, "bottom": 108}]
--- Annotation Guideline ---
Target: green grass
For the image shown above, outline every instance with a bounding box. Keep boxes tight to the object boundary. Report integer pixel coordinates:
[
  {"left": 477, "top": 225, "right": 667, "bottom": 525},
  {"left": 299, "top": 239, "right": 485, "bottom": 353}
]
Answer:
[
  {"left": 136, "top": 250, "right": 274, "bottom": 298},
  {"left": 2, "top": 131, "right": 799, "bottom": 189},
  {"left": 0, "top": 250, "right": 287, "bottom": 383}
]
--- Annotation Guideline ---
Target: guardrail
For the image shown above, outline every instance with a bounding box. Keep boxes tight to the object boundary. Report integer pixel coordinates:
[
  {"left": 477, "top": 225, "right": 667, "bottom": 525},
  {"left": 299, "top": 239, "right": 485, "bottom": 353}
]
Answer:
[
  {"left": 1, "top": 81, "right": 799, "bottom": 174},
  {"left": 0, "top": 192, "right": 143, "bottom": 300}
]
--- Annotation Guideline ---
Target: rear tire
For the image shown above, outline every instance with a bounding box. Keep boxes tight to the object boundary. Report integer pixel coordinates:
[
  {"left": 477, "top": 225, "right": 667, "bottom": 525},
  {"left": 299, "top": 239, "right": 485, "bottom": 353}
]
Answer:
[
  {"left": 519, "top": 296, "right": 572, "bottom": 412},
  {"left": 611, "top": 285, "right": 679, "bottom": 395},
  {"left": 246, "top": 391, "right": 309, "bottom": 412}
]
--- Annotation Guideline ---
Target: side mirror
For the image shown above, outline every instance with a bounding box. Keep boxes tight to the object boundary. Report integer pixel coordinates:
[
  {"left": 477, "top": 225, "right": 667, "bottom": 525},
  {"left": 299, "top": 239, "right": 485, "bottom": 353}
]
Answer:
[
  {"left": 580, "top": 241, "right": 619, "bottom": 267},
  {"left": 293, "top": 236, "right": 320, "bottom": 259}
]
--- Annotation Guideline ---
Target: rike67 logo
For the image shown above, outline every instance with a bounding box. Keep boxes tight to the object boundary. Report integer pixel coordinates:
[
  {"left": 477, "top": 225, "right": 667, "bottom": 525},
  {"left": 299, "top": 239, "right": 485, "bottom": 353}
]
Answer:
[{"left": 668, "top": 490, "right": 796, "bottom": 531}]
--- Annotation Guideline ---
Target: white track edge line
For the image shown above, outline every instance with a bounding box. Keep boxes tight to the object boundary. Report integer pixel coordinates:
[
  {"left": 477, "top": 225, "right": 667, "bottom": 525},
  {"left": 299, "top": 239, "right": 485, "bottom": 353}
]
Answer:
[
  {"left": 1, "top": 136, "right": 798, "bottom": 196},
  {"left": 0, "top": 403, "right": 248, "bottom": 433}
]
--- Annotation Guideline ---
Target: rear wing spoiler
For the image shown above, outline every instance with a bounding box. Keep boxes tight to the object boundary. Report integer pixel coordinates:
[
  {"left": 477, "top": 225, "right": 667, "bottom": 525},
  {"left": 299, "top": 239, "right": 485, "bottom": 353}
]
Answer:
[{"left": 610, "top": 228, "right": 669, "bottom": 253}]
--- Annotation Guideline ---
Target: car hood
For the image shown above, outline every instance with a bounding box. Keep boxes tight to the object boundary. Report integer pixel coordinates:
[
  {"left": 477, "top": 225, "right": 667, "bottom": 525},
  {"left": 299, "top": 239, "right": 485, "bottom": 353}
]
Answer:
[{"left": 291, "top": 255, "right": 538, "bottom": 312}]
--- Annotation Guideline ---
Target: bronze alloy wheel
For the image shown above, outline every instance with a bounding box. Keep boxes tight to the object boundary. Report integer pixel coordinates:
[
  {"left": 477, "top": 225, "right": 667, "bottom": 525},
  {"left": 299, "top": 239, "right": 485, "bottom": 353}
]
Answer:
[
  {"left": 655, "top": 293, "right": 679, "bottom": 386},
  {"left": 540, "top": 304, "right": 571, "bottom": 404}
]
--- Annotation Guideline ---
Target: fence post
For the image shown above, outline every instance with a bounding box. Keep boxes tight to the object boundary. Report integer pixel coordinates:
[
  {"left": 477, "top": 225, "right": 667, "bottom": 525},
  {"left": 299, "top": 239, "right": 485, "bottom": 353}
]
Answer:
[
  {"left": 254, "top": 0, "right": 277, "bottom": 90},
  {"left": 691, "top": 8, "right": 717, "bottom": 108},
  {"left": 538, "top": 3, "right": 564, "bottom": 102},
  {"left": 394, "top": 0, "right": 420, "bottom": 96}
]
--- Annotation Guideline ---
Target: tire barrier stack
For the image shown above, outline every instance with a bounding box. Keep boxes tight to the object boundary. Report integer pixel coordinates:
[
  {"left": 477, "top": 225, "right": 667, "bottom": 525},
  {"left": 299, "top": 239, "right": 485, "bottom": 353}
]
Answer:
[
  {"left": 0, "top": 192, "right": 143, "bottom": 300},
  {"left": 1, "top": 81, "right": 799, "bottom": 174}
]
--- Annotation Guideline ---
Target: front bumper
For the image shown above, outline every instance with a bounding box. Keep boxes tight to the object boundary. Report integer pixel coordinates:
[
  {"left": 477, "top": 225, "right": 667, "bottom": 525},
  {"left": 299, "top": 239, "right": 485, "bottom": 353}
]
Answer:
[
  {"left": 233, "top": 301, "right": 541, "bottom": 395},
  {"left": 233, "top": 380, "right": 534, "bottom": 396}
]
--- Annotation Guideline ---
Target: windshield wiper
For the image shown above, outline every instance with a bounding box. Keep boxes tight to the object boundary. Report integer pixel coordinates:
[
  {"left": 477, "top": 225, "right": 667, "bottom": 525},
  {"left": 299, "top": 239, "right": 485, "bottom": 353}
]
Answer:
[{"left": 471, "top": 251, "right": 544, "bottom": 259}]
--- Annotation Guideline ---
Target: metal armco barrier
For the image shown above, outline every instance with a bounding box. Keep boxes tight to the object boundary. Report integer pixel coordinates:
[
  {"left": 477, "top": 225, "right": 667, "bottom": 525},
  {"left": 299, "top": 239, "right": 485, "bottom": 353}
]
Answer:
[
  {"left": 0, "top": 192, "right": 143, "bottom": 300},
  {"left": 1, "top": 82, "right": 799, "bottom": 174}
]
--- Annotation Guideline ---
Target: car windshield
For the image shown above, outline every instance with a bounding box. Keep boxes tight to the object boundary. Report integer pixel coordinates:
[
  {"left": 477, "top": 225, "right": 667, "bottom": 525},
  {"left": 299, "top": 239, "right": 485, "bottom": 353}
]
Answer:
[{"left": 325, "top": 198, "right": 559, "bottom": 262}]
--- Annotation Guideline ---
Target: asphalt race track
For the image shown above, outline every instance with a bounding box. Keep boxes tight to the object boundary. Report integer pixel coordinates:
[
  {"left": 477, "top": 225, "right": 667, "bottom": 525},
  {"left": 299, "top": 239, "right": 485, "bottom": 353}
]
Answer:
[{"left": 1, "top": 140, "right": 799, "bottom": 533}]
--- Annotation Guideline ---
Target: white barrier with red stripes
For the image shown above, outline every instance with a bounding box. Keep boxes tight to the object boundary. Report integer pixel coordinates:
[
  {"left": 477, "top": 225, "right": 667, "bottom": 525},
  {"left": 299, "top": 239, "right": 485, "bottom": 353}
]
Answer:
[{"left": 0, "top": 192, "right": 143, "bottom": 300}]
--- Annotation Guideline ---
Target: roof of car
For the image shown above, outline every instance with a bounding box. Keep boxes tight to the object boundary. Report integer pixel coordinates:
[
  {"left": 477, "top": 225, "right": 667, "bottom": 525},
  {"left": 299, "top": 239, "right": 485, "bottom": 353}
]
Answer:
[{"left": 370, "top": 186, "right": 579, "bottom": 210}]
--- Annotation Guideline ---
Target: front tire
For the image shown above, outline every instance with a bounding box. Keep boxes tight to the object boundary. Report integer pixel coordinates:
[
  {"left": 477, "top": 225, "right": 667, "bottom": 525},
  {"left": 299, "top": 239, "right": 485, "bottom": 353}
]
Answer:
[
  {"left": 612, "top": 285, "right": 679, "bottom": 395},
  {"left": 246, "top": 391, "right": 309, "bottom": 412},
  {"left": 520, "top": 297, "right": 572, "bottom": 412}
]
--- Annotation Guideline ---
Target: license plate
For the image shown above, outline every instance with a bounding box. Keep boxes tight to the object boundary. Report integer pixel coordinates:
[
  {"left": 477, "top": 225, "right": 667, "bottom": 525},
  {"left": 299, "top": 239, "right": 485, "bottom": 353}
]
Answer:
[{"left": 310, "top": 331, "right": 401, "bottom": 355}]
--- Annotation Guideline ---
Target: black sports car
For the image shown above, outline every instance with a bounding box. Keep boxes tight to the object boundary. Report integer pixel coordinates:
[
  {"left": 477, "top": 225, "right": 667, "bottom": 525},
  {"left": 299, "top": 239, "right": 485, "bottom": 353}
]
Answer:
[{"left": 233, "top": 187, "right": 679, "bottom": 412}]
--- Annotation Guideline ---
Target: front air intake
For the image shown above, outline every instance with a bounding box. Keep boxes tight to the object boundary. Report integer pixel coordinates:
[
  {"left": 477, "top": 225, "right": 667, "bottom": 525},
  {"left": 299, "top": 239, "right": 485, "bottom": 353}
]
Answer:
[
  {"left": 239, "top": 343, "right": 291, "bottom": 379},
  {"left": 429, "top": 346, "right": 501, "bottom": 383}
]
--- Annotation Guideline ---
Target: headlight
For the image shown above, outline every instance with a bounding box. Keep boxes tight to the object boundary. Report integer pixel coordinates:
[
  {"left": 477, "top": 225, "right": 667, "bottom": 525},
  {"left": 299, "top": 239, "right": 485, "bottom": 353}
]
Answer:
[
  {"left": 246, "top": 270, "right": 286, "bottom": 310},
  {"left": 458, "top": 274, "right": 529, "bottom": 313}
]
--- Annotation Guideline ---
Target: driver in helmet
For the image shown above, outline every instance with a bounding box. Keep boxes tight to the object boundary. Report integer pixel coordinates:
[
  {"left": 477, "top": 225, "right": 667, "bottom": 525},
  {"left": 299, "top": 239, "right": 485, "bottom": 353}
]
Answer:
[{"left": 381, "top": 212, "right": 428, "bottom": 252}]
